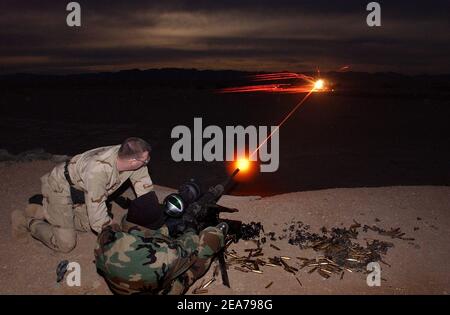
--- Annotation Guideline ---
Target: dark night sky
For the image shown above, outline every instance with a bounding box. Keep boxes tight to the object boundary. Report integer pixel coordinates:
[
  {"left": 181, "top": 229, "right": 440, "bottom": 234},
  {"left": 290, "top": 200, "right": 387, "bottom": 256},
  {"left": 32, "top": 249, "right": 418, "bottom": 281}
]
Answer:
[{"left": 0, "top": 0, "right": 449, "bottom": 74}]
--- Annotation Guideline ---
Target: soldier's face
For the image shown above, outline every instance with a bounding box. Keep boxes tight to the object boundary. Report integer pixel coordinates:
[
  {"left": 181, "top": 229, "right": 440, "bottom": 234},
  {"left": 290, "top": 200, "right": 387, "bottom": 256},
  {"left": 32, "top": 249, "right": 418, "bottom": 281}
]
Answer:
[{"left": 128, "top": 152, "right": 150, "bottom": 170}]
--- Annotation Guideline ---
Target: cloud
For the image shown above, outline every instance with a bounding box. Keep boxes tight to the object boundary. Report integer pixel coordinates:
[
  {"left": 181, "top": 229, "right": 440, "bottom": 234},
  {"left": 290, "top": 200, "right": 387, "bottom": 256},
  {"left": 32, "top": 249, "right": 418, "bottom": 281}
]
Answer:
[{"left": 0, "top": 0, "right": 448, "bottom": 74}]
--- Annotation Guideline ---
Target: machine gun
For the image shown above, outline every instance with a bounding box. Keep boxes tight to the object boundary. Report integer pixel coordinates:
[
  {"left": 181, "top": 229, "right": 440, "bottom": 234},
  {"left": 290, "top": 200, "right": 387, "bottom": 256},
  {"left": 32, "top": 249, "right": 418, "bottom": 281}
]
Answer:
[{"left": 163, "top": 169, "right": 242, "bottom": 287}]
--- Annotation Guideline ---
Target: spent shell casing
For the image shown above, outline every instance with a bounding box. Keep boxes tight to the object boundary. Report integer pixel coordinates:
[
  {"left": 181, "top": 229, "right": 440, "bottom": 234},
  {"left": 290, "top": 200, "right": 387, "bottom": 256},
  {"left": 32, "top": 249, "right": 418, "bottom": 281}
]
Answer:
[
  {"left": 225, "top": 239, "right": 234, "bottom": 249},
  {"left": 202, "top": 278, "right": 216, "bottom": 289},
  {"left": 270, "top": 244, "right": 281, "bottom": 250},
  {"left": 323, "top": 265, "right": 340, "bottom": 273},
  {"left": 280, "top": 260, "right": 296, "bottom": 273},
  {"left": 296, "top": 257, "right": 310, "bottom": 261},
  {"left": 193, "top": 289, "right": 208, "bottom": 294},
  {"left": 284, "top": 268, "right": 296, "bottom": 275},
  {"left": 320, "top": 268, "right": 332, "bottom": 274},
  {"left": 268, "top": 259, "right": 282, "bottom": 266},
  {"left": 317, "top": 269, "right": 330, "bottom": 279},
  {"left": 194, "top": 279, "right": 205, "bottom": 291},
  {"left": 251, "top": 270, "right": 263, "bottom": 274}
]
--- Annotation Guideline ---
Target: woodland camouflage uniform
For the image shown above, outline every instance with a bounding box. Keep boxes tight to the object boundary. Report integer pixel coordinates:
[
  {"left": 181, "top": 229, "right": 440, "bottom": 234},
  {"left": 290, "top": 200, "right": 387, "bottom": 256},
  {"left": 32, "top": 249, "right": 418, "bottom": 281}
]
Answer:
[{"left": 94, "top": 218, "right": 224, "bottom": 295}]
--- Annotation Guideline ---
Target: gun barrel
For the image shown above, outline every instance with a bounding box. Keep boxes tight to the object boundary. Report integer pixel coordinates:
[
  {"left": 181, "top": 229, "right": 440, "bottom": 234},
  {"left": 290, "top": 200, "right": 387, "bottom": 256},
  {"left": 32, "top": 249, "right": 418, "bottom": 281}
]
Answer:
[
  {"left": 221, "top": 168, "right": 240, "bottom": 189},
  {"left": 231, "top": 168, "right": 240, "bottom": 178}
]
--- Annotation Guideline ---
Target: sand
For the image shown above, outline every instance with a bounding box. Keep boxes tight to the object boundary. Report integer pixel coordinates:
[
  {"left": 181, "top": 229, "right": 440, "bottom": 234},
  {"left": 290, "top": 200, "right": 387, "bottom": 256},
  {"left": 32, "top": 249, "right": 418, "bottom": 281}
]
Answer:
[{"left": 0, "top": 160, "right": 449, "bottom": 295}]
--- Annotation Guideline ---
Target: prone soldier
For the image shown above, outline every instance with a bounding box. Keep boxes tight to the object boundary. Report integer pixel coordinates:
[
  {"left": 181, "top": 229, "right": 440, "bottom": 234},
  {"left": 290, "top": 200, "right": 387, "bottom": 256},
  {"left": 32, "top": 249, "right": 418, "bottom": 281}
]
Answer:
[{"left": 94, "top": 191, "right": 228, "bottom": 295}]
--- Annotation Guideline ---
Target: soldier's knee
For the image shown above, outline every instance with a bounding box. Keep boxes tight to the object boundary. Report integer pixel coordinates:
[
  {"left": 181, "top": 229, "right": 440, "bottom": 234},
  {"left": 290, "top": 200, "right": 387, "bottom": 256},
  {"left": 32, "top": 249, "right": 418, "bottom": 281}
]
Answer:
[
  {"left": 57, "top": 238, "right": 77, "bottom": 253},
  {"left": 25, "top": 203, "right": 45, "bottom": 220},
  {"left": 54, "top": 227, "right": 77, "bottom": 253},
  {"left": 202, "top": 227, "right": 224, "bottom": 244}
]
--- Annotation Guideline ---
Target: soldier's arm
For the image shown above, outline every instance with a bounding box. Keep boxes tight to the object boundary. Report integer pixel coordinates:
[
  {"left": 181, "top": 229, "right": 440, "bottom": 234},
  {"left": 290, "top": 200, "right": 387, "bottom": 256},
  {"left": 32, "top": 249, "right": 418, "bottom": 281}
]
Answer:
[
  {"left": 130, "top": 166, "right": 154, "bottom": 197},
  {"left": 84, "top": 163, "right": 112, "bottom": 233}
]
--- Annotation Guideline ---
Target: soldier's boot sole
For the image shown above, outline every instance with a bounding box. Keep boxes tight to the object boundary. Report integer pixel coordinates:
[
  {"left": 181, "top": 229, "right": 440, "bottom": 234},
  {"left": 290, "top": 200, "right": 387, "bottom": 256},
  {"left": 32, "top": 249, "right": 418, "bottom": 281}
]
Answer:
[{"left": 11, "top": 210, "right": 30, "bottom": 243}]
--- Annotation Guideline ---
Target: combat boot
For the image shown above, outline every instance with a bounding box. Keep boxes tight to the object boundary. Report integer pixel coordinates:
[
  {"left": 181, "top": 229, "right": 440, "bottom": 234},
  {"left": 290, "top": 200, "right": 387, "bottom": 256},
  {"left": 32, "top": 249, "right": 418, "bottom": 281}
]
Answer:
[
  {"left": 10, "top": 210, "right": 30, "bottom": 242},
  {"left": 25, "top": 203, "right": 45, "bottom": 220}
]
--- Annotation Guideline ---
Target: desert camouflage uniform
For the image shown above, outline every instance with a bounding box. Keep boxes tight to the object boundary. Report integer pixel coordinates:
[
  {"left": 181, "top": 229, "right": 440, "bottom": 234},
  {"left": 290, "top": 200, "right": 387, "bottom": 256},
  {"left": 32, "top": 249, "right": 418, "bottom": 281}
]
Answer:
[
  {"left": 29, "top": 145, "right": 153, "bottom": 252},
  {"left": 94, "top": 219, "right": 224, "bottom": 295}
]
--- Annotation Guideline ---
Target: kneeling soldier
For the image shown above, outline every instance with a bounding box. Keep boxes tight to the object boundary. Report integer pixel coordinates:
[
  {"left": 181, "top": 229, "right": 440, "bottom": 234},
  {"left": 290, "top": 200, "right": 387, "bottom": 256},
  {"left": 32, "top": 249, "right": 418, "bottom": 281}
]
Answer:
[{"left": 11, "top": 137, "right": 153, "bottom": 253}]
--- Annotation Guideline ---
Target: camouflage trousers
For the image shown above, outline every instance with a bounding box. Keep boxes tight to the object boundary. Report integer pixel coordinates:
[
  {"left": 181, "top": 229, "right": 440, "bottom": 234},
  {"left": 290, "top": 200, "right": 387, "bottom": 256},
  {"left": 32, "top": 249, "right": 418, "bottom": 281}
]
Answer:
[
  {"left": 95, "top": 224, "right": 224, "bottom": 295},
  {"left": 164, "top": 227, "right": 224, "bottom": 295},
  {"left": 28, "top": 173, "right": 90, "bottom": 253}
]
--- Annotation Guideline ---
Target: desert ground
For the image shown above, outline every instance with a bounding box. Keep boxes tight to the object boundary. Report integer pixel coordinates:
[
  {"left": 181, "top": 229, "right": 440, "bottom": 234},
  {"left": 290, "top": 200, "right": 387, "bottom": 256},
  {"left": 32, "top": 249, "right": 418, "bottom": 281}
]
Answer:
[{"left": 0, "top": 160, "right": 449, "bottom": 295}]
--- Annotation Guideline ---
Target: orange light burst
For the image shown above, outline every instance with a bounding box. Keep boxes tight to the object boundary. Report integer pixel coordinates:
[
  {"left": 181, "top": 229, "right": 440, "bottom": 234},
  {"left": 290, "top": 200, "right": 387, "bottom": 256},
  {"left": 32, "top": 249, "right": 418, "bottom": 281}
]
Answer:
[
  {"left": 228, "top": 157, "right": 256, "bottom": 180},
  {"left": 236, "top": 158, "right": 250, "bottom": 171},
  {"left": 314, "top": 79, "right": 325, "bottom": 90}
]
